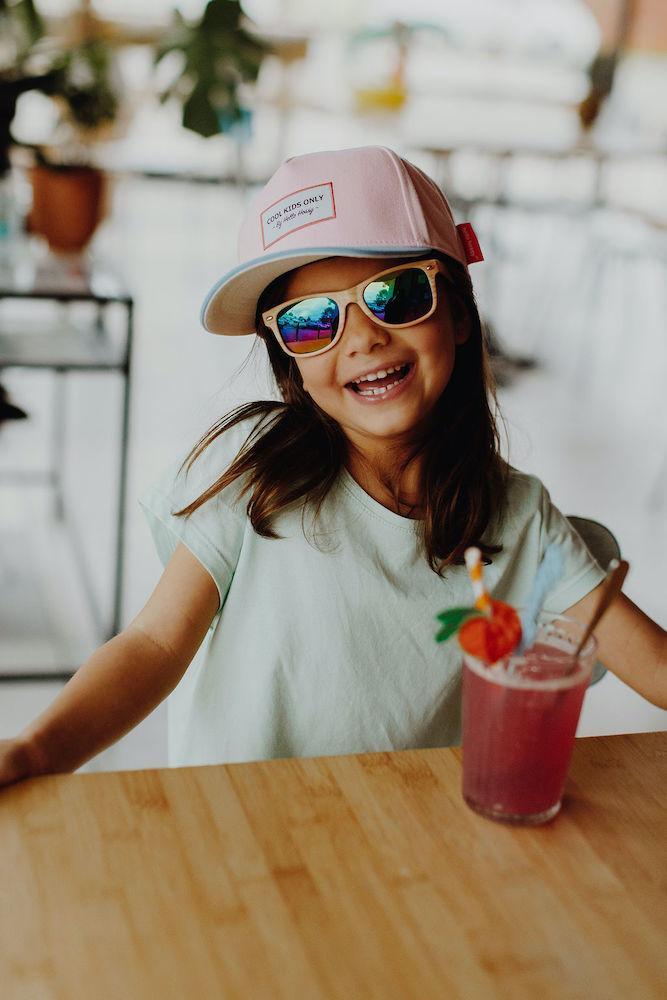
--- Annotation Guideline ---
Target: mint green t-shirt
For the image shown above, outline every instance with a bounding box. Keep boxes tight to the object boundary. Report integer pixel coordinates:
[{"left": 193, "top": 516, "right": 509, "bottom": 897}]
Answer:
[{"left": 139, "top": 415, "right": 606, "bottom": 767}]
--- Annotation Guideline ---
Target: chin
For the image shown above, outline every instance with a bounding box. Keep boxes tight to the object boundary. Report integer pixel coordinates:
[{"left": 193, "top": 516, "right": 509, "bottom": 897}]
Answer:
[{"left": 356, "top": 410, "right": 425, "bottom": 439}]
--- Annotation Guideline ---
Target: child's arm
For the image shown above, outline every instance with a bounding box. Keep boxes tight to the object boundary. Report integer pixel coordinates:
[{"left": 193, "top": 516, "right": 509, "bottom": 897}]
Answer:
[
  {"left": 565, "top": 588, "right": 667, "bottom": 709},
  {"left": 2, "top": 543, "right": 220, "bottom": 784}
]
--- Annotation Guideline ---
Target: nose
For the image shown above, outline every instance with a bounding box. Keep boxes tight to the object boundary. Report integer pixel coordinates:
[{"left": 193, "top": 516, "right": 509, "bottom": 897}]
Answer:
[{"left": 340, "top": 302, "right": 390, "bottom": 354}]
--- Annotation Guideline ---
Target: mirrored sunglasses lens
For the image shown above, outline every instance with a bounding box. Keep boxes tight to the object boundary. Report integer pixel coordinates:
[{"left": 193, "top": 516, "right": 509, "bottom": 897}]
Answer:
[
  {"left": 276, "top": 297, "right": 339, "bottom": 354},
  {"left": 363, "top": 267, "right": 433, "bottom": 324}
]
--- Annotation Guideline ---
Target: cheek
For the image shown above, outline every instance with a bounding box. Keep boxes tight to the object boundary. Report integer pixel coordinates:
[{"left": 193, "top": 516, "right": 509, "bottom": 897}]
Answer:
[
  {"left": 421, "top": 322, "right": 457, "bottom": 374},
  {"left": 296, "top": 360, "right": 335, "bottom": 398}
]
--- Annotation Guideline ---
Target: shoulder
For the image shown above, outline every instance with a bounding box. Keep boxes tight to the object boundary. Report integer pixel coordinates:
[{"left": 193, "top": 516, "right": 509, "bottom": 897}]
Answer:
[
  {"left": 184, "top": 407, "right": 279, "bottom": 499},
  {"left": 498, "top": 466, "right": 548, "bottom": 524},
  {"left": 145, "top": 407, "right": 275, "bottom": 516},
  {"left": 488, "top": 465, "right": 606, "bottom": 612},
  {"left": 493, "top": 466, "right": 600, "bottom": 567},
  {"left": 182, "top": 409, "right": 268, "bottom": 476},
  {"left": 487, "top": 466, "right": 569, "bottom": 552}
]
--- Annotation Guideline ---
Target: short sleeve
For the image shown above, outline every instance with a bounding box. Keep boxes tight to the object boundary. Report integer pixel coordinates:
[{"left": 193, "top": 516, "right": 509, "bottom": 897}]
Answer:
[
  {"left": 538, "top": 484, "right": 607, "bottom": 614},
  {"left": 138, "top": 420, "right": 256, "bottom": 623},
  {"left": 536, "top": 484, "right": 609, "bottom": 687}
]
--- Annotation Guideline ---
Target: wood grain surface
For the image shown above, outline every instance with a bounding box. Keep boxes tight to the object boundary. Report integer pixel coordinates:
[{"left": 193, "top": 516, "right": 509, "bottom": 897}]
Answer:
[{"left": 1, "top": 732, "right": 665, "bottom": 999}]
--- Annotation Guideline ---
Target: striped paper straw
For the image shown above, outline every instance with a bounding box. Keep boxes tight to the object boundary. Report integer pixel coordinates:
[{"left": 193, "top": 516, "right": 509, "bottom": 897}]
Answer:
[{"left": 464, "top": 547, "right": 492, "bottom": 615}]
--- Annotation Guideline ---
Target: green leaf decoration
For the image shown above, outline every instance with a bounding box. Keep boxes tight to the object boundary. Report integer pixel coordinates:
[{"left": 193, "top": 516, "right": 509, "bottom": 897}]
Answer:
[{"left": 434, "top": 607, "right": 483, "bottom": 643}]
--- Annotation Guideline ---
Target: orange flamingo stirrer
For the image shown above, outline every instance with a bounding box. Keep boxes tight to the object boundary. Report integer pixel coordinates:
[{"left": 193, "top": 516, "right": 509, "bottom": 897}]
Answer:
[{"left": 463, "top": 547, "right": 492, "bottom": 616}]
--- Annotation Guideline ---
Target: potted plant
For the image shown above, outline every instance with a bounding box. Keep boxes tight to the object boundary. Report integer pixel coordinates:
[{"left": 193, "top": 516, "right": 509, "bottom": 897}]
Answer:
[
  {"left": 0, "top": 0, "right": 61, "bottom": 245},
  {"left": 0, "top": 0, "right": 124, "bottom": 253},
  {"left": 26, "top": 3, "right": 122, "bottom": 252},
  {"left": 154, "top": 0, "right": 271, "bottom": 141}
]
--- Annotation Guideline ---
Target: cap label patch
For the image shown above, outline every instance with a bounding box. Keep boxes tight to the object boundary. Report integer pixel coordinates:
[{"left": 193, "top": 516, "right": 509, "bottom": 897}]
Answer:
[
  {"left": 261, "top": 182, "right": 336, "bottom": 249},
  {"left": 456, "top": 223, "right": 484, "bottom": 264}
]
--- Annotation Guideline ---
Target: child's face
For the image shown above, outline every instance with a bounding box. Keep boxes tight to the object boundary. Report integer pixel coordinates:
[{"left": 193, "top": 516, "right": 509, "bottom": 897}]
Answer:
[{"left": 282, "top": 256, "right": 468, "bottom": 454}]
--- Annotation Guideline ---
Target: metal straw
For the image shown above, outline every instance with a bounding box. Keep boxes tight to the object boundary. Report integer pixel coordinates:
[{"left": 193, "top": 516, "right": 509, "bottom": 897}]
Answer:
[{"left": 573, "top": 559, "right": 629, "bottom": 659}]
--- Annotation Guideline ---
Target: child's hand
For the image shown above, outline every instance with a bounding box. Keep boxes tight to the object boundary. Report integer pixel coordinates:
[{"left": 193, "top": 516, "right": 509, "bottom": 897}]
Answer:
[{"left": 0, "top": 738, "right": 40, "bottom": 790}]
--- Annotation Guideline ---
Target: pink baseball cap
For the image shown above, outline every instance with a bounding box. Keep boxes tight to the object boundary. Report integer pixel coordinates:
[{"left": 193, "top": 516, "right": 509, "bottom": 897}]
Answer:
[{"left": 201, "top": 145, "right": 483, "bottom": 336}]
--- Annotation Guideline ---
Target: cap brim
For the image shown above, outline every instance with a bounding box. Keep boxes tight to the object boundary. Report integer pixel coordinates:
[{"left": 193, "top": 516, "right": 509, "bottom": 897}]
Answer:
[{"left": 200, "top": 246, "right": 432, "bottom": 335}]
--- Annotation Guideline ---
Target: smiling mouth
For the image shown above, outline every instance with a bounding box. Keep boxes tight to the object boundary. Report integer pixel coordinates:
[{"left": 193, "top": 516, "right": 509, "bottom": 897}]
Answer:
[{"left": 346, "top": 363, "right": 413, "bottom": 395}]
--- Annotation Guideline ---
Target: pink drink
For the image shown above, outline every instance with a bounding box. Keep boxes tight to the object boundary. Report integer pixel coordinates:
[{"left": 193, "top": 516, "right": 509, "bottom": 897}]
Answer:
[{"left": 462, "top": 616, "right": 597, "bottom": 824}]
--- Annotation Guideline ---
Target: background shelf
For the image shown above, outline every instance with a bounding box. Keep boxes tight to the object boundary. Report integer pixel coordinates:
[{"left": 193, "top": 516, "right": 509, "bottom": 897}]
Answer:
[{"left": 0, "top": 321, "right": 127, "bottom": 371}]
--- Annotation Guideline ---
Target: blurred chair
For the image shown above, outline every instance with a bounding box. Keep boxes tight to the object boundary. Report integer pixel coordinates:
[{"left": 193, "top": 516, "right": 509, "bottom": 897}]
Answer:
[{"left": 566, "top": 514, "right": 621, "bottom": 686}]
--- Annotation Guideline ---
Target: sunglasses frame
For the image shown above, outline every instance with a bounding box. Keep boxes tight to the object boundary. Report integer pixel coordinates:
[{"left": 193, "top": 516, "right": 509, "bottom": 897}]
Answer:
[{"left": 261, "top": 258, "right": 447, "bottom": 359}]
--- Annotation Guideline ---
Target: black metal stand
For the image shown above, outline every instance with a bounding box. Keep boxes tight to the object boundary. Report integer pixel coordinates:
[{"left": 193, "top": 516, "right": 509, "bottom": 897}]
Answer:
[{"left": 0, "top": 254, "right": 133, "bottom": 681}]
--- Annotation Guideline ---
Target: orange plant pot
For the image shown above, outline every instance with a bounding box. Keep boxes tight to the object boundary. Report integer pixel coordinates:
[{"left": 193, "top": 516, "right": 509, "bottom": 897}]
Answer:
[{"left": 28, "top": 164, "right": 108, "bottom": 252}]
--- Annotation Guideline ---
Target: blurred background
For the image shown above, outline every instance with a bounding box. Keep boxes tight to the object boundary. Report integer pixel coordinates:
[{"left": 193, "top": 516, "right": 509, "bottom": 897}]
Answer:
[{"left": 0, "top": 0, "right": 665, "bottom": 771}]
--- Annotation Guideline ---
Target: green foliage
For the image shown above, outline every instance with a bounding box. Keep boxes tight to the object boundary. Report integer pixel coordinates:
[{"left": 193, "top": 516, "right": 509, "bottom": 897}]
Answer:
[
  {"left": 50, "top": 40, "right": 118, "bottom": 130},
  {"left": 434, "top": 607, "right": 483, "bottom": 643},
  {"left": 155, "top": 0, "right": 271, "bottom": 138},
  {"left": 0, "top": 3, "right": 120, "bottom": 170},
  {"left": 0, "top": 0, "right": 45, "bottom": 67}
]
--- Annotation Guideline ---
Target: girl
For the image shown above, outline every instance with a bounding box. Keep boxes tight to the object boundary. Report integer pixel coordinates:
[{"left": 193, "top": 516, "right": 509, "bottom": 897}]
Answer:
[{"left": 1, "top": 145, "right": 665, "bottom": 785}]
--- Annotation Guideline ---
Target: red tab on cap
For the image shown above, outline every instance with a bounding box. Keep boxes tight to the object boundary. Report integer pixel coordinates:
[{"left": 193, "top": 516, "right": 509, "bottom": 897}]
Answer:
[{"left": 456, "top": 223, "right": 484, "bottom": 264}]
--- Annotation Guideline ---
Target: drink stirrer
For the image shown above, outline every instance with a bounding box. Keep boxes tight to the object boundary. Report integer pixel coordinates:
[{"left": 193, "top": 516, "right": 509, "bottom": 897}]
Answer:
[{"left": 572, "top": 558, "right": 629, "bottom": 659}]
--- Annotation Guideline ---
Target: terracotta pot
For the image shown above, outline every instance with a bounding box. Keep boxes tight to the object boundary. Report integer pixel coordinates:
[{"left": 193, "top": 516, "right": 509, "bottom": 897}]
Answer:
[{"left": 28, "top": 164, "right": 108, "bottom": 252}]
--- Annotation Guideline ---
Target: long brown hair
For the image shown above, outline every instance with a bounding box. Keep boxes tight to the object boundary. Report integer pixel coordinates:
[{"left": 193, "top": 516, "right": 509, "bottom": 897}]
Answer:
[{"left": 173, "top": 252, "right": 508, "bottom": 574}]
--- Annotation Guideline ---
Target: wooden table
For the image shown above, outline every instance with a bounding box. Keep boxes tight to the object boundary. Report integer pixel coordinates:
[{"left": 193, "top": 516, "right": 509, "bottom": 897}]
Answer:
[{"left": 1, "top": 732, "right": 665, "bottom": 999}]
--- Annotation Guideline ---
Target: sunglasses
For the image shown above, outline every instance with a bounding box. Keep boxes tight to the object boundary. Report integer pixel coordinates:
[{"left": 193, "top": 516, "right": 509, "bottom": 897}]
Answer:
[{"left": 262, "top": 258, "right": 447, "bottom": 358}]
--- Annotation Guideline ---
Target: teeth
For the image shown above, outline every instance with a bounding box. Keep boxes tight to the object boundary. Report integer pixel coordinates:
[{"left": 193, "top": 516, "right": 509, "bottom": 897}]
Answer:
[
  {"left": 353, "top": 363, "right": 407, "bottom": 385},
  {"left": 357, "top": 378, "right": 403, "bottom": 396}
]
